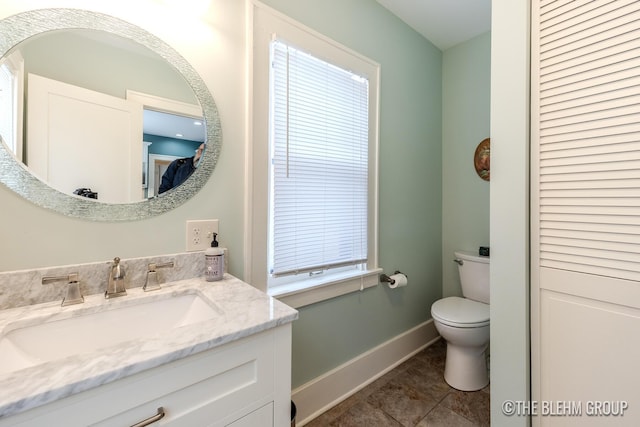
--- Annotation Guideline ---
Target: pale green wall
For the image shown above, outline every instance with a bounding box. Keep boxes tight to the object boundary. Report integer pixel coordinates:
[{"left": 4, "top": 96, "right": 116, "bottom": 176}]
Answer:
[
  {"left": 442, "top": 32, "right": 491, "bottom": 297},
  {"left": 1, "top": 0, "right": 453, "bottom": 395},
  {"left": 260, "top": 0, "right": 443, "bottom": 387}
]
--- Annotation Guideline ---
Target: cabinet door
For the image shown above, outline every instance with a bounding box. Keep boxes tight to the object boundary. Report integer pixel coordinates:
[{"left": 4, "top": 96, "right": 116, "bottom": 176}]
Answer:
[
  {"left": 226, "top": 402, "right": 273, "bottom": 427},
  {"left": 1, "top": 330, "right": 276, "bottom": 427},
  {"left": 95, "top": 331, "right": 275, "bottom": 427}
]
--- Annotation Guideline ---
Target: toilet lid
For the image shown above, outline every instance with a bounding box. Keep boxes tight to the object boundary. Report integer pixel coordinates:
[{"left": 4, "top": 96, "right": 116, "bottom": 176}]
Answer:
[{"left": 431, "top": 296, "right": 489, "bottom": 327}]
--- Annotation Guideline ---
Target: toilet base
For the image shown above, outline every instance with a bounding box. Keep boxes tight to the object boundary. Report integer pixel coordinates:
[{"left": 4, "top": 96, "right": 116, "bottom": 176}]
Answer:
[{"left": 443, "top": 342, "right": 489, "bottom": 392}]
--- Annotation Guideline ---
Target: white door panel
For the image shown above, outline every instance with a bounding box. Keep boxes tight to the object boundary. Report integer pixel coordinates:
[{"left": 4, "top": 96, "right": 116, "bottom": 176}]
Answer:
[
  {"left": 539, "top": 288, "right": 638, "bottom": 426},
  {"left": 27, "top": 73, "right": 142, "bottom": 203}
]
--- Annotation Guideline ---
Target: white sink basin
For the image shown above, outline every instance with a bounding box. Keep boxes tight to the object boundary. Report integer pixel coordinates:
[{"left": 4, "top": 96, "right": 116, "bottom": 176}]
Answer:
[{"left": 0, "top": 292, "right": 219, "bottom": 375}]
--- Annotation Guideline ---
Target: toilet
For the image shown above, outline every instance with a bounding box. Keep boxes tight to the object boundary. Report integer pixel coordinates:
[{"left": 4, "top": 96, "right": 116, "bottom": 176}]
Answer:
[{"left": 431, "top": 250, "right": 490, "bottom": 391}]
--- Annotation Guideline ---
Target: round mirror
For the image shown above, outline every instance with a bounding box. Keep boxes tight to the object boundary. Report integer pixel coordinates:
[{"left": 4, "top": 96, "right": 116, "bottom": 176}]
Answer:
[{"left": 0, "top": 9, "right": 221, "bottom": 221}]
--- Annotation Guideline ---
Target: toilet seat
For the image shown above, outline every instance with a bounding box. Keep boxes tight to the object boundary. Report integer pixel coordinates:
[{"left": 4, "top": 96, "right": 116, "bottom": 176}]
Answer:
[{"left": 431, "top": 296, "right": 489, "bottom": 328}]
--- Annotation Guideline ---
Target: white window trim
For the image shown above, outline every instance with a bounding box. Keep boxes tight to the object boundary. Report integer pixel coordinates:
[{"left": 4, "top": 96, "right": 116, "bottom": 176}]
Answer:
[
  {"left": 270, "top": 267, "right": 383, "bottom": 309},
  {"left": 247, "top": 1, "right": 380, "bottom": 308}
]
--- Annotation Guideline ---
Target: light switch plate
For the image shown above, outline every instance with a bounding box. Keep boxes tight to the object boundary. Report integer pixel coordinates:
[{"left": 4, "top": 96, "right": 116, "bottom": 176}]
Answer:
[{"left": 186, "top": 220, "right": 219, "bottom": 252}]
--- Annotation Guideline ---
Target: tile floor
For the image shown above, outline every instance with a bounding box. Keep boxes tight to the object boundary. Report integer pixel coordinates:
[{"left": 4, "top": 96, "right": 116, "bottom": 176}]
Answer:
[{"left": 304, "top": 339, "right": 490, "bottom": 426}]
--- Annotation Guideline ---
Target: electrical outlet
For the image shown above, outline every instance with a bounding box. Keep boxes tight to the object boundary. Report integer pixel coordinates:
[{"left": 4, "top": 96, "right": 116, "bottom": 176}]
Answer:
[{"left": 186, "top": 219, "right": 219, "bottom": 252}]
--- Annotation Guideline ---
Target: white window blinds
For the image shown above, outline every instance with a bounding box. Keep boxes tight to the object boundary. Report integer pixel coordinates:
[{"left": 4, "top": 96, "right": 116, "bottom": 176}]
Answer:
[{"left": 269, "top": 40, "right": 369, "bottom": 278}]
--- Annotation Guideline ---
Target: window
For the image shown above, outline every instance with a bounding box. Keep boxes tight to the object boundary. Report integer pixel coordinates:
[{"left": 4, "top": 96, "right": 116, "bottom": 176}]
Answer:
[
  {"left": 251, "top": 3, "right": 380, "bottom": 307},
  {"left": 268, "top": 39, "right": 369, "bottom": 287}
]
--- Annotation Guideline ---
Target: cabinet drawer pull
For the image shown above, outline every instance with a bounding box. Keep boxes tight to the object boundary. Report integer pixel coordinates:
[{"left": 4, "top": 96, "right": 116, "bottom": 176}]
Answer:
[{"left": 130, "top": 407, "right": 165, "bottom": 427}]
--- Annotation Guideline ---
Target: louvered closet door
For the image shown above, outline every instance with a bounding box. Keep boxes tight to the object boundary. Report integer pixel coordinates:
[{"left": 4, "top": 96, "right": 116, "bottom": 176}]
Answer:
[{"left": 531, "top": 1, "right": 640, "bottom": 425}]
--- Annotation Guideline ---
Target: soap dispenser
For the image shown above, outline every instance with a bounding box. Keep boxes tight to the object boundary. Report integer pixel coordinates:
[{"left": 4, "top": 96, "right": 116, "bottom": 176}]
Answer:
[{"left": 205, "top": 233, "right": 224, "bottom": 282}]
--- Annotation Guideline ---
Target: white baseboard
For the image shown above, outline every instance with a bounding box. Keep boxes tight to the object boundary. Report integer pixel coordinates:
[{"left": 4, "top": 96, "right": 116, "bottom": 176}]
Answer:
[{"left": 292, "top": 320, "right": 439, "bottom": 426}]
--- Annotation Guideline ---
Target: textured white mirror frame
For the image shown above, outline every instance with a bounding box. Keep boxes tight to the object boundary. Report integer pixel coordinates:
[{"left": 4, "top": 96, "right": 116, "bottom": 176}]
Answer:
[{"left": 0, "top": 8, "right": 222, "bottom": 221}]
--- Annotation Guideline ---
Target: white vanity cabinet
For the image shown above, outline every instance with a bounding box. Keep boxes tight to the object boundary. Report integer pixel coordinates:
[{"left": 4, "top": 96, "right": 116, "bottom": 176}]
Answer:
[{"left": 0, "top": 324, "right": 292, "bottom": 427}]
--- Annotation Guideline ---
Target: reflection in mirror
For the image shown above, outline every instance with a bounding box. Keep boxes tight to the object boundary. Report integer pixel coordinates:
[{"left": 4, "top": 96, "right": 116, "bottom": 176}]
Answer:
[
  {"left": 0, "top": 8, "right": 221, "bottom": 221},
  {"left": 2, "top": 29, "right": 206, "bottom": 203},
  {"left": 143, "top": 110, "right": 206, "bottom": 198}
]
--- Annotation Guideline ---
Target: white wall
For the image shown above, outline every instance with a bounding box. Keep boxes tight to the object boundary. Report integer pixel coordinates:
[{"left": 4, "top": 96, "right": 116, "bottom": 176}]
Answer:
[{"left": 490, "top": 0, "right": 530, "bottom": 425}]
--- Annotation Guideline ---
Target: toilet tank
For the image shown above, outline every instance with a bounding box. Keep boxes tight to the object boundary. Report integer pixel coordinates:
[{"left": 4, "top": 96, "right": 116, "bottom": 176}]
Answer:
[{"left": 454, "top": 250, "right": 490, "bottom": 304}]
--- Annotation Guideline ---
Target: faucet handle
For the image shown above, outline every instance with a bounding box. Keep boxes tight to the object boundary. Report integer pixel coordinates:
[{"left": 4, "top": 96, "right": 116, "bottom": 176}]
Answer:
[
  {"left": 144, "top": 260, "right": 175, "bottom": 292},
  {"left": 149, "top": 261, "right": 175, "bottom": 271},
  {"left": 42, "top": 273, "right": 84, "bottom": 306}
]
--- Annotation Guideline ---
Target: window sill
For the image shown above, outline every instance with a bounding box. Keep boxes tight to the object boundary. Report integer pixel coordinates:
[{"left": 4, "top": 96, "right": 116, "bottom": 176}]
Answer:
[{"left": 268, "top": 267, "right": 383, "bottom": 309}]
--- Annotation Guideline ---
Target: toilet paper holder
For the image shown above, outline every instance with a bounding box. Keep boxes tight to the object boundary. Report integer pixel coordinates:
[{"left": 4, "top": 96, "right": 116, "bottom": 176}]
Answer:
[{"left": 380, "top": 270, "right": 406, "bottom": 285}]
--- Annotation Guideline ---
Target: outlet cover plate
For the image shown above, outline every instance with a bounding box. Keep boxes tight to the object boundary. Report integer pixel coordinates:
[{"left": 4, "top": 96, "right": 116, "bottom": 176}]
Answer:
[{"left": 186, "top": 219, "right": 219, "bottom": 251}]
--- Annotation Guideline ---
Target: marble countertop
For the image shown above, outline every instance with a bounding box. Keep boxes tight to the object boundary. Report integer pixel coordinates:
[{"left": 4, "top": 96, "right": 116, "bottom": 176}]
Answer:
[{"left": 0, "top": 275, "right": 298, "bottom": 419}]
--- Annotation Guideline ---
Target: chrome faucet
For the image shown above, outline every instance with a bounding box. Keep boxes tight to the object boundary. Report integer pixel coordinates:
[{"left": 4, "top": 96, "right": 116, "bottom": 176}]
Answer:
[
  {"left": 105, "top": 257, "right": 127, "bottom": 299},
  {"left": 42, "top": 272, "right": 84, "bottom": 306}
]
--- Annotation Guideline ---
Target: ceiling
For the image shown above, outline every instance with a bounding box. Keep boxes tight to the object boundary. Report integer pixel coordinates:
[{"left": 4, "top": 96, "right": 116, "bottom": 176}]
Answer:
[
  {"left": 376, "top": 0, "right": 491, "bottom": 51},
  {"left": 144, "top": 109, "right": 206, "bottom": 142}
]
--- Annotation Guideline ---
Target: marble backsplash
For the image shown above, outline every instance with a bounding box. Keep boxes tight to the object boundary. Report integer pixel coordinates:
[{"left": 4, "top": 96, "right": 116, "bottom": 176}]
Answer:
[{"left": 0, "top": 252, "right": 206, "bottom": 310}]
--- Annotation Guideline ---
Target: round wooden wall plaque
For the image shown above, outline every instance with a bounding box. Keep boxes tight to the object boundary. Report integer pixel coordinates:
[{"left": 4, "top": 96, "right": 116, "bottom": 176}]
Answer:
[{"left": 474, "top": 138, "right": 490, "bottom": 181}]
